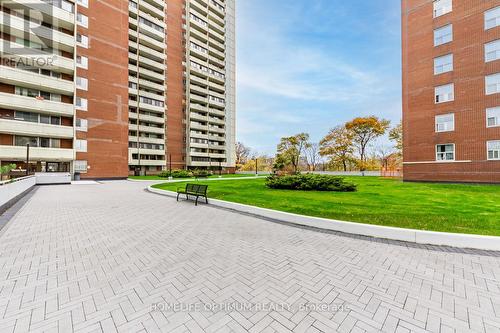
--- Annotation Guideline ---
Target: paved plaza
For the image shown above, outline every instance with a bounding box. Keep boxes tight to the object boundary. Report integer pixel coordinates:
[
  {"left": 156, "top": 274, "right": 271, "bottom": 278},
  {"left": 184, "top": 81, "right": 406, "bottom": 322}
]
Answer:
[{"left": 0, "top": 181, "right": 499, "bottom": 333}]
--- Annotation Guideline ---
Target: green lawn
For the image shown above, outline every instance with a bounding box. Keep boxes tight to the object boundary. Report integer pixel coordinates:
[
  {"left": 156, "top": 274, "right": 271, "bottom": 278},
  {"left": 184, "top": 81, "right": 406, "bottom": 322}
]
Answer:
[
  {"left": 130, "top": 174, "right": 264, "bottom": 181},
  {"left": 153, "top": 177, "right": 500, "bottom": 236}
]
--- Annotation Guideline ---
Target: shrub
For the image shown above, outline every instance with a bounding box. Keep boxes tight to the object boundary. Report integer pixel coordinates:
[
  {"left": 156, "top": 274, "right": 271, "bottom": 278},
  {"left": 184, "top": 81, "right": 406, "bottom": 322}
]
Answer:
[
  {"left": 171, "top": 170, "right": 191, "bottom": 178},
  {"left": 192, "top": 169, "right": 211, "bottom": 178},
  {"left": 158, "top": 171, "right": 171, "bottom": 178},
  {"left": 265, "top": 174, "right": 357, "bottom": 192},
  {"left": 158, "top": 170, "right": 192, "bottom": 178}
]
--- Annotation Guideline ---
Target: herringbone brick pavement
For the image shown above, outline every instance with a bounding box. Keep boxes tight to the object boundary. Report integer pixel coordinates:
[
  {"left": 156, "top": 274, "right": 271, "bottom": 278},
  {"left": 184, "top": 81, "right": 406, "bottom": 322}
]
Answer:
[{"left": 0, "top": 181, "right": 499, "bottom": 333}]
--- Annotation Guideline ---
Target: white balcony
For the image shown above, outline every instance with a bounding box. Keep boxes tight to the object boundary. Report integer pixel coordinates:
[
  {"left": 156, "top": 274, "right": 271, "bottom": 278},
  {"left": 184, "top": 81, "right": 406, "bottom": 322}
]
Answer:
[
  {"left": 0, "top": 145, "right": 73, "bottom": 161},
  {"left": 189, "top": 29, "right": 209, "bottom": 45},
  {"left": 207, "top": 153, "right": 226, "bottom": 159},
  {"left": 138, "top": 125, "right": 164, "bottom": 135},
  {"left": 190, "top": 122, "right": 208, "bottom": 131},
  {"left": 138, "top": 78, "right": 165, "bottom": 92},
  {"left": 0, "top": 118, "right": 73, "bottom": 138},
  {"left": 208, "top": 46, "right": 225, "bottom": 60},
  {"left": 190, "top": 94, "right": 208, "bottom": 104},
  {"left": 190, "top": 85, "right": 208, "bottom": 96},
  {"left": 128, "top": 112, "right": 165, "bottom": 125},
  {"left": 209, "top": 0, "right": 225, "bottom": 17},
  {"left": 208, "top": 108, "right": 226, "bottom": 117},
  {"left": 139, "top": 0, "right": 165, "bottom": 20},
  {"left": 129, "top": 136, "right": 165, "bottom": 145},
  {"left": 128, "top": 159, "right": 165, "bottom": 166},
  {"left": 128, "top": 64, "right": 165, "bottom": 83},
  {"left": 0, "top": 93, "right": 74, "bottom": 117},
  {"left": 190, "top": 112, "right": 207, "bottom": 122},
  {"left": 138, "top": 102, "right": 165, "bottom": 114},
  {"left": 190, "top": 132, "right": 208, "bottom": 140},
  {"left": 0, "top": 12, "right": 75, "bottom": 52},
  {"left": 0, "top": 41, "right": 74, "bottom": 74},
  {"left": 2, "top": 0, "right": 75, "bottom": 30},
  {"left": 129, "top": 148, "right": 165, "bottom": 156},
  {"left": 133, "top": 31, "right": 165, "bottom": 51},
  {"left": 209, "top": 126, "right": 225, "bottom": 134},
  {"left": 190, "top": 103, "right": 208, "bottom": 112},
  {"left": 0, "top": 65, "right": 74, "bottom": 94}
]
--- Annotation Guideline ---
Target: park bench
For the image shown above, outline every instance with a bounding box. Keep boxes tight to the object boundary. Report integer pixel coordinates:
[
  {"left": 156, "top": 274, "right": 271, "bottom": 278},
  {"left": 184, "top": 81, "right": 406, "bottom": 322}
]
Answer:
[{"left": 176, "top": 184, "right": 208, "bottom": 206}]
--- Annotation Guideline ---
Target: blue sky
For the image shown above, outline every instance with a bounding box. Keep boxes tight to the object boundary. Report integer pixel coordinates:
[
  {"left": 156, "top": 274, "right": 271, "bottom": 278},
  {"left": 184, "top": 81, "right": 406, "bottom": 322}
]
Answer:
[{"left": 236, "top": 0, "right": 402, "bottom": 154}]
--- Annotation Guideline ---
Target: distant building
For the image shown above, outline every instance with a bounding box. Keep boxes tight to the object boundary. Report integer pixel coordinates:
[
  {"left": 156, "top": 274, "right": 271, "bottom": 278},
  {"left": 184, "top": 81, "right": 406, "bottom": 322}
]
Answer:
[
  {"left": 0, "top": 0, "right": 236, "bottom": 179},
  {"left": 402, "top": 0, "right": 500, "bottom": 183}
]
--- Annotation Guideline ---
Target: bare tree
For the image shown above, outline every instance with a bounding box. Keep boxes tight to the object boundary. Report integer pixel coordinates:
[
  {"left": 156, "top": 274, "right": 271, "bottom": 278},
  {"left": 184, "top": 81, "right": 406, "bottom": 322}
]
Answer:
[
  {"left": 235, "top": 142, "right": 251, "bottom": 165},
  {"left": 304, "top": 143, "right": 322, "bottom": 171},
  {"left": 376, "top": 145, "right": 396, "bottom": 170}
]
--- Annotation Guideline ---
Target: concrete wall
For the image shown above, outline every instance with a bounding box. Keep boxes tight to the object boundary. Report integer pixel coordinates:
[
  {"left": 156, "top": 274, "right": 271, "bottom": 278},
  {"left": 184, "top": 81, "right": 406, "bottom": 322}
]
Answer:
[
  {"left": 0, "top": 176, "right": 36, "bottom": 209},
  {"left": 35, "top": 172, "right": 71, "bottom": 185}
]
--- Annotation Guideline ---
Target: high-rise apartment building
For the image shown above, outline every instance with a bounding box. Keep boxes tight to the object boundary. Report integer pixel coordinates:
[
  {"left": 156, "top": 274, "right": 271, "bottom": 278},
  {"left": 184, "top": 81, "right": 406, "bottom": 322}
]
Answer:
[
  {"left": 402, "top": 0, "right": 500, "bottom": 183},
  {"left": 0, "top": 0, "right": 236, "bottom": 179}
]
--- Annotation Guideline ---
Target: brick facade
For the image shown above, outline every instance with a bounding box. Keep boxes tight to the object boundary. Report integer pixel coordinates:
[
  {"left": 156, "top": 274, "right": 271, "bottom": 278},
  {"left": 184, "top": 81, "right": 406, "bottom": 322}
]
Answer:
[
  {"left": 402, "top": 0, "right": 500, "bottom": 183},
  {"left": 76, "top": 0, "right": 130, "bottom": 179}
]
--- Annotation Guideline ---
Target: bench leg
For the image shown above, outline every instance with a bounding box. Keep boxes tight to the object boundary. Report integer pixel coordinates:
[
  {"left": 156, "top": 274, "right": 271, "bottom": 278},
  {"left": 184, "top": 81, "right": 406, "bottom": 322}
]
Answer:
[
  {"left": 205, "top": 196, "right": 208, "bottom": 204},
  {"left": 195, "top": 196, "right": 199, "bottom": 206},
  {"left": 176, "top": 193, "right": 180, "bottom": 201}
]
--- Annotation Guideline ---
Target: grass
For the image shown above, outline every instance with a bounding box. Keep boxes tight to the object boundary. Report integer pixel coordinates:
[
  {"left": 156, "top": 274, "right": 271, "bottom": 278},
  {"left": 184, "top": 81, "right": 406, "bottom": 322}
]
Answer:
[
  {"left": 129, "top": 173, "right": 264, "bottom": 181},
  {"left": 152, "top": 176, "right": 500, "bottom": 236}
]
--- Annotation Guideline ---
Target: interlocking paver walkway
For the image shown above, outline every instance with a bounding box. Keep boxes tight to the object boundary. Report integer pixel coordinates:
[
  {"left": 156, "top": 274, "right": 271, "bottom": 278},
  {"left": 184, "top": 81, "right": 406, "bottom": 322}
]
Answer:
[{"left": 0, "top": 181, "right": 499, "bottom": 333}]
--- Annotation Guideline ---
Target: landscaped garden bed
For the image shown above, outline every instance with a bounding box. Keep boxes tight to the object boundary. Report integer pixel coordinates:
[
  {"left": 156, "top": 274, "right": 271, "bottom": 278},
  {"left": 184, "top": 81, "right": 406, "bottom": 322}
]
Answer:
[{"left": 152, "top": 176, "right": 500, "bottom": 236}]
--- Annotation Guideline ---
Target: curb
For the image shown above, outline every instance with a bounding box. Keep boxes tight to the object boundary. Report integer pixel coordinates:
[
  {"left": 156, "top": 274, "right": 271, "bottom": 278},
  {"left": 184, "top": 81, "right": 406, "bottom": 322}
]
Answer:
[{"left": 147, "top": 186, "right": 500, "bottom": 251}]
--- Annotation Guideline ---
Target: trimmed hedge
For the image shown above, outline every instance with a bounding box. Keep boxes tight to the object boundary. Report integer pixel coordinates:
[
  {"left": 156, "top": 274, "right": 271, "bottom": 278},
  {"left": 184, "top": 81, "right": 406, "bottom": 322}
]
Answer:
[
  {"left": 158, "top": 170, "right": 192, "bottom": 178},
  {"left": 192, "top": 169, "right": 211, "bottom": 178},
  {"left": 265, "top": 174, "right": 357, "bottom": 192}
]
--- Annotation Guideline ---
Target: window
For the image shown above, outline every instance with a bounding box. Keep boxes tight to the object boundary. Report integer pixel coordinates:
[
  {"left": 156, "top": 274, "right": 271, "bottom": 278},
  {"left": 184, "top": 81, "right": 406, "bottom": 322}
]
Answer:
[
  {"left": 51, "top": 139, "right": 60, "bottom": 148},
  {"left": 76, "top": 33, "right": 88, "bottom": 48},
  {"left": 75, "top": 139, "right": 87, "bottom": 152},
  {"left": 75, "top": 97, "right": 88, "bottom": 110},
  {"left": 76, "top": 0, "right": 89, "bottom": 8},
  {"left": 76, "top": 77, "right": 88, "bottom": 90},
  {"left": 436, "top": 144, "right": 455, "bottom": 161},
  {"left": 15, "top": 86, "right": 38, "bottom": 98},
  {"left": 76, "top": 55, "right": 88, "bottom": 69},
  {"left": 138, "top": 17, "right": 164, "bottom": 33},
  {"left": 139, "top": 96, "right": 164, "bottom": 107},
  {"left": 488, "top": 141, "right": 500, "bottom": 160},
  {"left": 434, "top": 54, "right": 453, "bottom": 74},
  {"left": 40, "top": 115, "right": 50, "bottom": 124},
  {"left": 61, "top": 0, "right": 74, "bottom": 12},
  {"left": 39, "top": 137, "right": 50, "bottom": 148},
  {"left": 14, "top": 111, "right": 38, "bottom": 123},
  {"left": 433, "top": 0, "right": 452, "bottom": 18},
  {"left": 77, "top": 13, "right": 88, "bottom": 28},
  {"left": 485, "top": 40, "right": 500, "bottom": 63},
  {"left": 487, "top": 107, "right": 500, "bottom": 127},
  {"left": 485, "top": 6, "right": 500, "bottom": 30},
  {"left": 76, "top": 118, "right": 88, "bottom": 132},
  {"left": 434, "top": 25, "right": 453, "bottom": 46},
  {"left": 50, "top": 116, "right": 61, "bottom": 125},
  {"left": 435, "top": 114, "right": 455, "bottom": 132},
  {"left": 435, "top": 83, "right": 454, "bottom": 103},
  {"left": 14, "top": 136, "right": 38, "bottom": 147},
  {"left": 486, "top": 73, "right": 500, "bottom": 95},
  {"left": 74, "top": 160, "right": 88, "bottom": 173}
]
